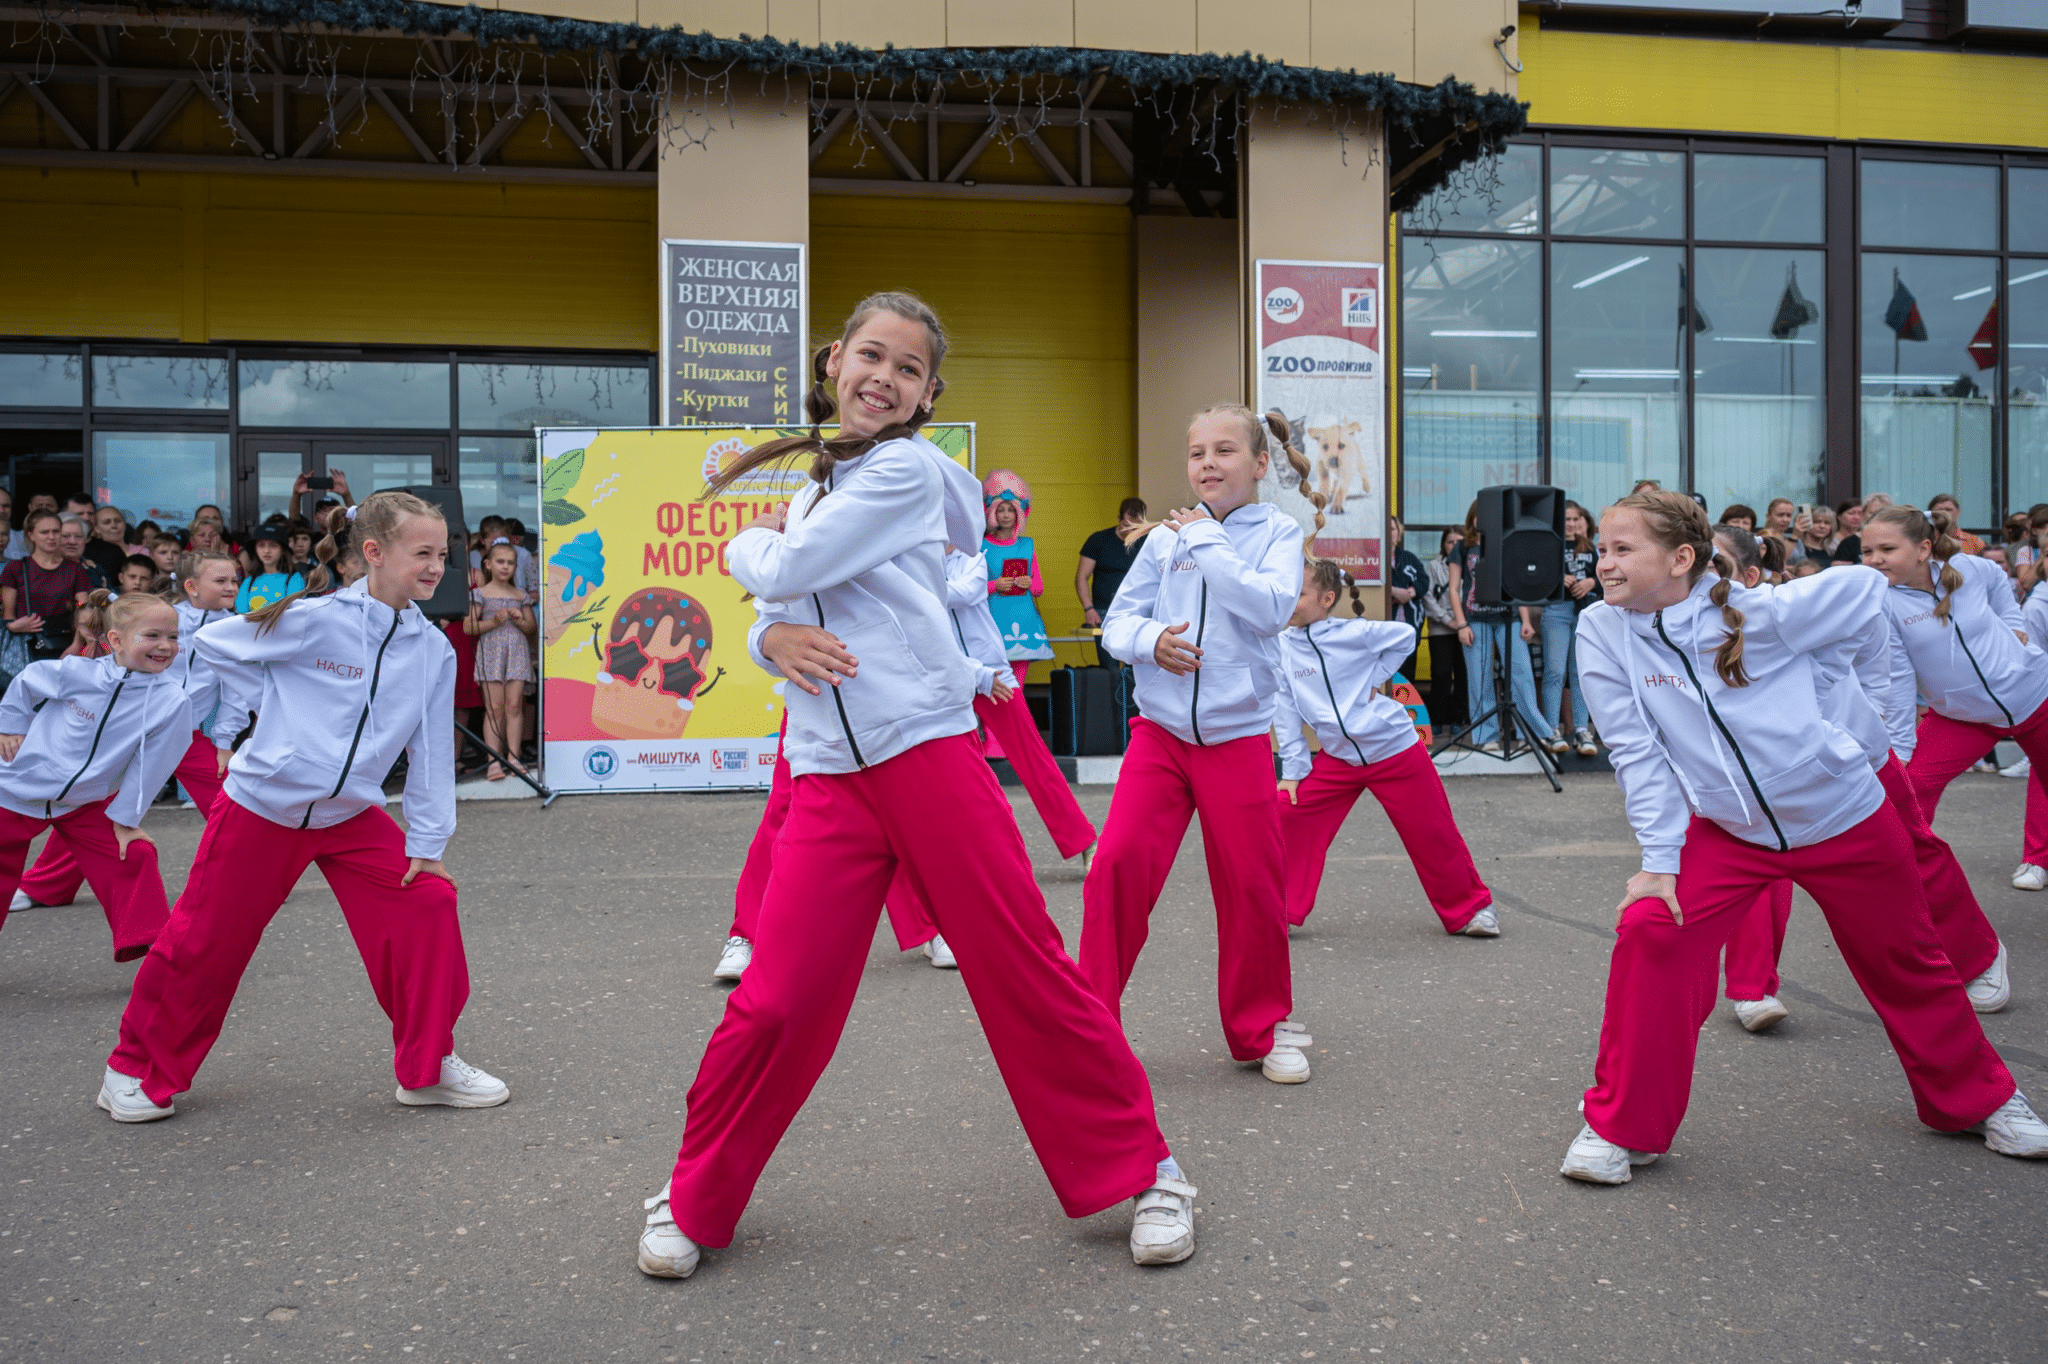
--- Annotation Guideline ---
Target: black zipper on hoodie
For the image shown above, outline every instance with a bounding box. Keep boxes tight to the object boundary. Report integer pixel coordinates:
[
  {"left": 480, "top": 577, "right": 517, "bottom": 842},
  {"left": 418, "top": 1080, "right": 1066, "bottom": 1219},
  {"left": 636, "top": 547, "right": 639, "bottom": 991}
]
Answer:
[
  {"left": 1653, "top": 610, "right": 1787, "bottom": 853},
  {"left": 813, "top": 594, "right": 868, "bottom": 769},
  {"left": 1902, "top": 583, "right": 2015, "bottom": 726},
  {"left": 303, "top": 611, "right": 402, "bottom": 828},
  {"left": 1189, "top": 582, "right": 1210, "bottom": 745},
  {"left": 50, "top": 668, "right": 130, "bottom": 818},
  {"left": 1304, "top": 624, "right": 1368, "bottom": 764}
]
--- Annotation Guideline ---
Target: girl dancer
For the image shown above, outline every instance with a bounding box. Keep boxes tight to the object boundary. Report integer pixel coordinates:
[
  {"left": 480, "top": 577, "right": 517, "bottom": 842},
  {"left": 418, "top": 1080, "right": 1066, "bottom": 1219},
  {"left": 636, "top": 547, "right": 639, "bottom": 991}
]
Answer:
[
  {"left": 1273, "top": 558, "right": 1496, "bottom": 938},
  {"left": 643, "top": 292, "right": 1193, "bottom": 1278},
  {"left": 1562, "top": 491, "right": 2044, "bottom": 1183},
  {"left": 0, "top": 590, "right": 188, "bottom": 963},
  {"left": 1866, "top": 505, "right": 2045, "bottom": 1012},
  {"left": 2015, "top": 573, "right": 2048, "bottom": 892},
  {"left": 99, "top": 494, "right": 504, "bottom": 1123},
  {"left": 1081, "top": 406, "right": 1307, "bottom": 1084},
  {"left": 12, "top": 550, "right": 240, "bottom": 913}
]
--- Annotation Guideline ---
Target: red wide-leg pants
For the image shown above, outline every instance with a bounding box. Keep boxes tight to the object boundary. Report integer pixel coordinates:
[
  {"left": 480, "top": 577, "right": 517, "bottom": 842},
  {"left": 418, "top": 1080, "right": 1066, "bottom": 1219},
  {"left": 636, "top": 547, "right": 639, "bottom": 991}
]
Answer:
[
  {"left": 1910, "top": 696, "right": 2048, "bottom": 872},
  {"left": 1721, "top": 881, "right": 1793, "bottom": 1001},
  {"left": 667, "top": 733, "right": 1166, "bottom": 1248},
  {"left": 17, "top": 733, "right": 224, "bottom": 908},
  {"left": 1078, "top": 717, "right": 1291, "bottom": 1062},
  {"left": 1278, "top": 743, "right": 1492, "bottom": 932},
  {"left": 0, "top": 800, "right": 168, "bottom": 961},
  {"left": 1584, "top": 809, "right": 2014, "bottom": 1154},
  {"left": 2024, "top": 778, "right": 2048, "bottom": 868},
  {"left": 108, "top": 800, "right": 470, "bottom": 1106},
  {"left": 975, "top": 687, "right": 1096, "bottom": 860}
]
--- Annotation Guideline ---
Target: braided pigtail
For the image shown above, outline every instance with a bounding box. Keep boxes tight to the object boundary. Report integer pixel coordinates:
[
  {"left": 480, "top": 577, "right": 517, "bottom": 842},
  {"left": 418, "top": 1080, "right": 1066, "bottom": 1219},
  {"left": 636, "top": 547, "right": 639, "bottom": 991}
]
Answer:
[
  {"left": 1707, "top": 550, "right": 1751, "bottom": 687},
  {"left": 1341, "top": 568, "right": 1364, "bottom": 617},
  {"left": 1265, "top": 409, "right": 1326, "bottom": 544},
  {"left": 701, "top": 291, "right": 948, "bottom": 502},
  {"left": 249, "top": 504, "right": 350, "bottom": 634}
]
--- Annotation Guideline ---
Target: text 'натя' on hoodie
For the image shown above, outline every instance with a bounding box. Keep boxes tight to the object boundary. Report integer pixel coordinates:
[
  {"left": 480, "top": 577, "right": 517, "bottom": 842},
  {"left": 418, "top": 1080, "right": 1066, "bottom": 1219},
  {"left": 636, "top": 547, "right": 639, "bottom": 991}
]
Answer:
[
  {"left": 1100, "top": 503, "right": 1304, "bottom": 746},
  {"left": 733, "top": 433, "right": 986, "bottom": 776},
  {"left": 194, "top": 580, "right": 458, "bottom": 860},
  {"left": 0, "top": 655, "right": 193, "bottom": 828}
]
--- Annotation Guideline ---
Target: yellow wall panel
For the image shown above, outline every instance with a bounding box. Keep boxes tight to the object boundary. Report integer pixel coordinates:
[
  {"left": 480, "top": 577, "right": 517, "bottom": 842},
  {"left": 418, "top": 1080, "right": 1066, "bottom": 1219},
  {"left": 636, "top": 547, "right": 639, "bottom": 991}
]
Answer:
[
  {"left": 820, "top": 0, "right": 945, "bottom": 47},
  {"left": 1312, "top": 0, "right": 1414, "bottom": 82},
  {"left": 946, "top": 0, "right": 1074, "bottom": 47},
  {"left": 0, "top": 170, "right": 657, "bottom": 350},
  {"left": 812, "top": 194, "right": 1133, "bottom": 658},
  {"left": 1520, "top": 23, "right": 2048, "bottom": 150},
  {"left": 638, "top": 0, "right": 770, "bottom": 32},
  {"left": 1075, "top": 0, "right": 1197, "bottom": 53},
  {"left": 1200, "top": 0, "right": 1310, "bottom": 64}
]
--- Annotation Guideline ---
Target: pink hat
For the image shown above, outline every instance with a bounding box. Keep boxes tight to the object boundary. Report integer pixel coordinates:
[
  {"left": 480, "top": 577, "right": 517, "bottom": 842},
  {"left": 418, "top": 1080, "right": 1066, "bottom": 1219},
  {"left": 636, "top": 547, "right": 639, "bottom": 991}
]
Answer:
[{"left": 982, "top": 468, "right": 1032, "bottom": 533}]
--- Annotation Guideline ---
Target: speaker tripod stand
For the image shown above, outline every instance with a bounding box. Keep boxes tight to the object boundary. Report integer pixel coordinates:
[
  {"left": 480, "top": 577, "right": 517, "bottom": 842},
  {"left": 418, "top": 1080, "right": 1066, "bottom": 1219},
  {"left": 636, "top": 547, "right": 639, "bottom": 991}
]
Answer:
[{"left": 1427, "top": 626, "right": 1562, "bottom": 793}]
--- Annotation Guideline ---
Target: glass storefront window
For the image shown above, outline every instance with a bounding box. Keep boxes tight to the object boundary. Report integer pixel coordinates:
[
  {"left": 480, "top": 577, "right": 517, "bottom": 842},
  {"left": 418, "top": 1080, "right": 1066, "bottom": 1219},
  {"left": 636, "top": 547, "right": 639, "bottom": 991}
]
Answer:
[
  {"left": 91, "top": 354, "right": 230, "bottom": 410},
  {"left": 0, "top": 352, "right": 83, "bottom": 408},
  {"left": 459, "top": 363, "right": 650, "bottom": 430},
  {"left": 238, "top": 359, "right": 450, "bottom": 429},
  {"left": 2013, "top": 169, "right": 2048, "bottom": 256},
  {"left": 324, "top": 450, "right": 437, "bottom": 502},
  {"left": 1862, "top": 161, "right": 1997, "bottom": 251},
  {"left": 1399, "top": 143, "right": 1541, "bottom": 236},
  {"left": 459, "top": 438, "right": 539, "bottom": 528},
  {"left": 1400, "top": 239, "right": 1541, "bottom": 526},
  {"left": 1693, "top": 154, "right": 1824, "bottom": 244},
  {"left": 2010, "top": 259, "right": 2048, "bottom": 508},
  {"left": 1860, "top": 253, "right": 1996, "bottom": 513},
  {"left": 1550, "top": 242, "right": 1686, "bottom": 510},
  {"left": 91, "top": 432, "right": 230, "bottom": 528},
  {"left": 1692, "top": 248, "right": 1827, "bottom": 511},
  {"left": 1550, "top": 148, "right": 1684, "bottom": 239}
]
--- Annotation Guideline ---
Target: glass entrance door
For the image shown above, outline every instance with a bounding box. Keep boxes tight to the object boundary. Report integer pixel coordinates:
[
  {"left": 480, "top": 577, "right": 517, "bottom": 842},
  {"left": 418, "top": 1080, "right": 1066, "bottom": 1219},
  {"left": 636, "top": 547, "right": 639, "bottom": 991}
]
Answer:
[{"left": 236, "top": 436, "right": 446, "bottom": 530}]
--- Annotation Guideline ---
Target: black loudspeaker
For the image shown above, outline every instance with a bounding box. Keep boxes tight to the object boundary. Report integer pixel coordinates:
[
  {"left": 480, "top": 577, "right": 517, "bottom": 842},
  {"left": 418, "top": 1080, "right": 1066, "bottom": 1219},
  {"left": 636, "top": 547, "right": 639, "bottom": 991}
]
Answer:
[
  {"left": 1474, "top": 485, "right": 1566, "bottom": 606},
  {"left": 395, "top": 484, "right": 473, "bottom": 621}
]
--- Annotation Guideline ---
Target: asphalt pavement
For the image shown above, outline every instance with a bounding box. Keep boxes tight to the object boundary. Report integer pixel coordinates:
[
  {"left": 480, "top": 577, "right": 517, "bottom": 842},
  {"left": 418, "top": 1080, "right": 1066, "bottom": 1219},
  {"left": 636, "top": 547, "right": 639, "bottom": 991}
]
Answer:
[{"left": 3, "top": 769, "right": 2045, "bottom": 1364}]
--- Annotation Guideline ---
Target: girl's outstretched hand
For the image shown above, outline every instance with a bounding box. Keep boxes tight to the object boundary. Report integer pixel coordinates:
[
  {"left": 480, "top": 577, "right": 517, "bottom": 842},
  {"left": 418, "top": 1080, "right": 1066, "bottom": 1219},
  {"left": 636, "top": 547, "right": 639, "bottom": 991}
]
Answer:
[
  {"left": 0, "top": 734, "right": 20, "bottom": 763},
  {"left": 760, "top": 622, "right": 858, "bottom": 696},
  {"left": 404, "top": 858, "right": 454, "bottom": 888},
  {"left": 111, "top": 824, "right": 155, "bottom": 861},
  {"left": 1617, "top": 871, "right": 1682, "bottom": 926},
  {"left": 1277, "top": 778, "right": 1300, "bottom": 805},
  {"left": 1153, "top": 621, "right": 1202, "bottom": 675},
  {"left": 990, "top": 676, "right": 1015, "bottom": 703},
  {"left": 1163, "top": 506, "right": 1210, "bottom": 532}
]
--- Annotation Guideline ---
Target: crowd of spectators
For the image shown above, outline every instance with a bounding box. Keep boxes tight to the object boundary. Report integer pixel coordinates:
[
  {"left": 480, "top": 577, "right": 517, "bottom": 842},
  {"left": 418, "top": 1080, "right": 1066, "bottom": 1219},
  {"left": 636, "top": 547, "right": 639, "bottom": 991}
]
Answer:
[
  {"left": 1416, "top": 484, "right": 2048, "bottom": 766},
  {"left": 0, "top": 478, "right": 543, "bottom": 782}
]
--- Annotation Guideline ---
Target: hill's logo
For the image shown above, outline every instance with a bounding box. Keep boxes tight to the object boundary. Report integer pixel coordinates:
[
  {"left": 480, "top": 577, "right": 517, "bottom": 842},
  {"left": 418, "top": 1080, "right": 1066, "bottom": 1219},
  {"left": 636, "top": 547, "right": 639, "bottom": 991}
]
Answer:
[
  {"left": 583, "top": 746, "right": 620, "bottom": 781},
  {"left": 1263, "top": 286, "right": 1303, "bottom": 325}
]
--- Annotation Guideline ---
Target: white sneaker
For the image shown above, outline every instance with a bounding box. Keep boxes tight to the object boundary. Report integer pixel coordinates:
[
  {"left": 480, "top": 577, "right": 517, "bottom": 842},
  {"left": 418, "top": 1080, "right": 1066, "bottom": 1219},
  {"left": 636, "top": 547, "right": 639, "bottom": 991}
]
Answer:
[
  {"left": 713, "top": 935, "right": 753, "bottom": 981},
  {"left": 2013, "top": 863, "right": 2047, "bottom": 892},
  {"left": 1076, "top": 843, "right": 1095, "bottom": 871},
  {"left": 1544, "top": 730, "right": 1570, "bottom": 755},
  {"left": 1260, "top": 1021, "right": 1312, "bottom": 1084},
  {"left": 1971, "top": 1091, "right": 2048, "bottom": 1159},
  {"left": 1966, "top": 941, "right": 2011, "bottom": 1014},
  {"left": 1559, "top": 1122, "right": 1659, "bottom": 1184},
  {"left": 1999, "top": 756, "right": 2031, "bottom": 779},
  {"left": 1575, "top": 727, "right": 1598, "bottom": 757},
  {"left": 923, "top": 934, "right": 958, "bottom": 969},
  {"left": 96, "top": 1065, "right": 174, "bottom": 1123},
  {"left": 1128, "top": 1176, "right": 1197, "bottom": 1265},
  {"left": 1460, "top": 906, "right": 1500, "bottom": 937},
  {"left": 1732, "top": 996, "right": 1790, "bottom": 1032},
  {"left": 396, "top": 1054, "right": 510, "bottom": 1108},
  {"left": 9, "top": 889, "right": 33, "bottom": 912},
  {"left": 637, "top": 1185, "right": 702, "bottom": 1278}
]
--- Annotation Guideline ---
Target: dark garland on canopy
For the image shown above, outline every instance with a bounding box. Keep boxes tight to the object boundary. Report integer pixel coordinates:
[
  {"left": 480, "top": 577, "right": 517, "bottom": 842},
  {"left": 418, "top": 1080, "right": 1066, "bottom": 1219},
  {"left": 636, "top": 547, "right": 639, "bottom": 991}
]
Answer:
[{"left": 26, "top": 0, "right": 1527, "bottom": 206}]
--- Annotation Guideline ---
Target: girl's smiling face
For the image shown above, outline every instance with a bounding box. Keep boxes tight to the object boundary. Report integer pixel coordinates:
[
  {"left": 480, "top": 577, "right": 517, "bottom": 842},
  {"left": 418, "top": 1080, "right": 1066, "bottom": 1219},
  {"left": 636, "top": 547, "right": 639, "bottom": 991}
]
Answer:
[
  {"left": 1859, "top": 518, "right": 1933, "bottom": 587},
  {"left": 826, "top": 311, "right": 939, "bottom": 439},
  {"left": 1186, "top": 413, "right": 1267, "bottom": 517},
  {"left": 361, "top": 512, "right": 448, "bottom": 605},
  {"left": 185, "top": 560, "right": 238, "bottom": 611},
  {"left": 1597, "top": 508, "right": 1696, "bottom": 612},
  {"left": 109, "top": 604, "right": 180, "bottom": 673}
]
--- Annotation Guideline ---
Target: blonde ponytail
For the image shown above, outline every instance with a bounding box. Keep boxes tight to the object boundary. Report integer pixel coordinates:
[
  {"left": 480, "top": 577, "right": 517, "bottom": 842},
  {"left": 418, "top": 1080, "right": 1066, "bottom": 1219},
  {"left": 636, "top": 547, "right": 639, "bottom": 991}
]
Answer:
[{"left": 1617, "top": 489, "right": 1751, "bottom": 688}]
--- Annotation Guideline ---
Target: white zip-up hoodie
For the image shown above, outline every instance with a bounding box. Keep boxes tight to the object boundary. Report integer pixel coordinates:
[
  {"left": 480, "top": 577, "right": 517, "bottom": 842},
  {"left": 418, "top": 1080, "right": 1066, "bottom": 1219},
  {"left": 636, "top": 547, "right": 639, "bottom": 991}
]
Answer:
[
  {"left": 0, "top": 655, "right": 193, "bottom": 828},
  {"left": 1575, "top": 566, "right": 1891, "bottom": 874},
  {"left": 1272, "top": 618, "right": 1420, "bottom": 779},
  {"left": 1805, "top": 607, "right": 1919, "bottom": 767},
  {"left": 198, "top": 581, "right": 457, "bottom": 859},
  {"left": 173, "top": 599, "right": 231, "bottom": 741},
  {"left": 2025, "top": 579, "right": 2048, "bottom": 658},
  {"left": 1100, "top": 503, "right": 1303, "bottom": 746},
  {"left": 942, "top": 549, "right": 1008, "bottom": 697},
  {"left": 735, "top": 434, "right": 982, "bottom": 776},
  {"left": 1881, "top": 553, "right": 2048, "bottom": 730}
]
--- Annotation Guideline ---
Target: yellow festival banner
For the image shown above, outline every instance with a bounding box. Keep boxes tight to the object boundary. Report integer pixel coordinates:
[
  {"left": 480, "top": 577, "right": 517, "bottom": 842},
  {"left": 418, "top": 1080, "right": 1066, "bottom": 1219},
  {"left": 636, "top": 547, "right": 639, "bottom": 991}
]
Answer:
[{"left": 535, "top": 424, "right": 975, "bottom": 793}]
